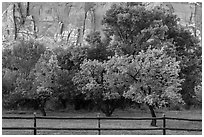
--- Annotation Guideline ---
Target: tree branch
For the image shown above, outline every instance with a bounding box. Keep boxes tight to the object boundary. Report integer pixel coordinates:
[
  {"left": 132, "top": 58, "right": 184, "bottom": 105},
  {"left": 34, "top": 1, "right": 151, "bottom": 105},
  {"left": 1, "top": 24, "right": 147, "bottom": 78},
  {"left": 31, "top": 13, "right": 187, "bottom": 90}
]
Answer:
[{"left": 116, "top": 24, "right": 126, "bottom": 44}]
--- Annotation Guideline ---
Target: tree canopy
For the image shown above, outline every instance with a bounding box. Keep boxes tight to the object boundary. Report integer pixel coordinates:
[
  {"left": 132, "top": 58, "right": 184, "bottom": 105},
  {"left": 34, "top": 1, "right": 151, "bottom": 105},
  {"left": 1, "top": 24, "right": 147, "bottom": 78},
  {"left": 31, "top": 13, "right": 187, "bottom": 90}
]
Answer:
[{"left": 102, "top": 3, "right": 201, "bottom": 107}]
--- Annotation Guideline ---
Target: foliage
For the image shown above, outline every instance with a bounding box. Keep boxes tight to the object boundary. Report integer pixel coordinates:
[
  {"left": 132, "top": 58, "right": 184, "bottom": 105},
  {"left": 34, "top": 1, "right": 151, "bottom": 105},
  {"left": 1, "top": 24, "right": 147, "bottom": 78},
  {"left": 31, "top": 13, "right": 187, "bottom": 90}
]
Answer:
[
  {"left": 67, "top": 45, "right": 88, "bottom": 70},
  {"left": 53, "top": 46, "right": 84, "bottom": 108},
  {"left": 102, "top": 3, "right": 201, "bottom": 107},
  {"left": 31, "top": 49, "right": 60, "bottom": 99},
  {"left": 2, "top": 40, "right": 45, "bottom": 75},
  {"left": 194, "top": 83, "right": 202, "bottom": 104},
  {"left": 2, "top": 68, "right": 18, "bottom": 95},
  {"left": 106, "top": 47, "right": 184, "bottom": 126},
  {"left": 13, "top": 48, "right": 61, "bottom": 115},
  {"left": 170, "top": 27, "right": 201, "bottom": 107},
  {"left": 102, "top": 3, "right": 178, "bottom": 55},
  {"left": 2, "top": 68, "right": 19, "bottom": 109},
  {"left": 73, "top": 59, "right": 126, "bottom": 116},
  {"left": 55, "top": 65, "right": 76, "bottom": 108},
  {"left": 85, "top": 31, "right": 114, "bottom": 61},
  {"left": 55, "top": 48, "right": 74, "bottom": 71},
  {"left": 2, "top": 40, "right": 46, "bottom": 109},
  {"left": 121, "top": 48, "right": 184, "bottom": 107}
]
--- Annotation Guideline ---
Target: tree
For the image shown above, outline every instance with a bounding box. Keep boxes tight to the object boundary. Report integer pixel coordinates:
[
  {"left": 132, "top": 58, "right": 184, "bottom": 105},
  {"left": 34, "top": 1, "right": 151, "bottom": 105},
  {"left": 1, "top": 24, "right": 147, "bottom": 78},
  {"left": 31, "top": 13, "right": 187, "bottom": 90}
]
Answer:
[
  {"left": 85, "top": 31, "right": 114, "bottom": 61},
  {"left": 110, "top": 47, "right": 183, "bottom": 126},
  {"left": 102, "top": 3, "right": 201, "bottom": 108},
  {"left": 55, "top": 69, "right": 75, "bottom": 109},
  {"left": 2, "top": 68, "right": 18, "bottom": 109},
  {"left": 53, "top": 31, "right": 114, "bottom": 110},
  {"left": 2, "top": 68, "right": 18, "bottom": 95},
  {"left": 73, "top": 59, "right": 126, "bottom": 116},
  {"left": 102, "top": 3, "right": 177, "bottom": 55},
  {"left": 2, "top": 40, "right": 45, "bottom": 75},
  {"left": 2, "top": 40, "right": 46, "bottom": 109},
  {"left": 55, "top": 58, "right": 75, "bottom": 109},
  {"left": 194, "top": 83, "right": 202, "bottom": 104},
  {"left": 20, "top": 49, "right": 61, "bottom": 116},
  {"left": 54, "top": 46, "right": 84, "bottom": 109},
  {"left": 168, "top": 27, "right": 201, "bottom": 108}
]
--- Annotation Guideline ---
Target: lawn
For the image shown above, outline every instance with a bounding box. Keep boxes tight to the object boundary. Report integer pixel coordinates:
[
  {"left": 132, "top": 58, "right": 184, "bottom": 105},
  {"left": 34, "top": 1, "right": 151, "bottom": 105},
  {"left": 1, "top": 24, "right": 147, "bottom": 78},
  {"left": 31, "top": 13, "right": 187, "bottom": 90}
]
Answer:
[{"left": 2, "top": 108, "right": 202, "bottom": 135}]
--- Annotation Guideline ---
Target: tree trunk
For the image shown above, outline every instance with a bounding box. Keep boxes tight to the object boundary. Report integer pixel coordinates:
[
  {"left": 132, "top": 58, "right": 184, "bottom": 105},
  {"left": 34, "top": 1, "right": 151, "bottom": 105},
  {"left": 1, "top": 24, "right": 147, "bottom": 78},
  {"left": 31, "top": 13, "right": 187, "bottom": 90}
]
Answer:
[
  {"left": 13, "top": 4, "right": 17, "bottom": 40},
  {"left": 74, "top": 98, "right": 81, "bottom": 110},
  {"left": 76, "top": 28, "right": 81, "bottom": 46},
  {"left": 26, "top": 2, "right": 29, "bottom": 16},
  {"left": 40, "top": 107, "right": 46, "bottom": 116},
  {"left": 92, "top": 9, "right": 96, "bottom": 32},
  {"left": 59, "top": 96, "right": 67, "bottom": 109},
  {"left": 82, "top": 12, "right": 87, "bottom": 37},
  {"left": 39, "top": 99, "right": 47, "bottom": 116},
  {"left": 147, "top": 104, "right": 157, "bottom": 126},
  {"left": 100, "top": 100, "right": 116, "bottom": 117},
  {"left": 61, "top": 99, "right": 67, "bottom": 109}
]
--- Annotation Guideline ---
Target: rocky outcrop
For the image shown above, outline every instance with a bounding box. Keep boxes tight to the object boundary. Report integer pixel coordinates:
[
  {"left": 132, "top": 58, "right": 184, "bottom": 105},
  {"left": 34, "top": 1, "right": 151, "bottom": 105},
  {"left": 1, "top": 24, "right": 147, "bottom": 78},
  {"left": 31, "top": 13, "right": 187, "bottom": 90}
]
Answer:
[
  {"left": 2, "top": 4, "right": 16, "bottom": 41},
  {"left": 2, "top": 2, "right": 113, "bottom": 48}
]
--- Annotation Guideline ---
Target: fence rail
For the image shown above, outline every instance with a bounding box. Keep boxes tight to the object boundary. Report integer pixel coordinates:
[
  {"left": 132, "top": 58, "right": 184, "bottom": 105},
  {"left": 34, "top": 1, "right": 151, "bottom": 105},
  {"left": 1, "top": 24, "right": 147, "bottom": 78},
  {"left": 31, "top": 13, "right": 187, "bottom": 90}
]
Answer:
[{"left": 2, "top": 113, "right": 202, "bottom": 135}]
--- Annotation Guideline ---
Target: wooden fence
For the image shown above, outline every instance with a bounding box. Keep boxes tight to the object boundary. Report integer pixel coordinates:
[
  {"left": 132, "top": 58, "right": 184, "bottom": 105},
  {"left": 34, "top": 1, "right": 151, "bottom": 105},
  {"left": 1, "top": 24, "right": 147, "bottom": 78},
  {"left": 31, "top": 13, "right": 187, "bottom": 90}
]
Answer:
[{"left": 2, "top": 113, "right": 202, "bottom": 135}]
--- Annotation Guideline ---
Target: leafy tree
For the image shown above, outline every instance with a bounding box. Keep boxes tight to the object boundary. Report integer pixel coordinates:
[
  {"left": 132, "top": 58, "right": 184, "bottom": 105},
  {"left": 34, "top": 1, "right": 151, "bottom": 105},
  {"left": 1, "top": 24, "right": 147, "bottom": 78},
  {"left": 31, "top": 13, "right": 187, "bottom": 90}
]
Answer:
[
  {"left": 53, "top": 47, "right": 75, "bottom": 71},
  {"left": 55, "top": 69, "right": 75, "bottom": 109},
  {"left": 15, "top": 49, "right": 61, "bottom": 116},
  {"left": 14, "top": 73, "right": 37, "bottom": 109},
  {"left": 2, "top": 68, "right": 18, "bottom": 95},
  {"left": 102, "top": 3, "right": 177, "bottom": 55},
  {"left": 168, "top": 27, "right": 202, "bottom": 108},
  {"left": 2, "top": 40, "right": 46, "bottom": 109},
  {"left": 85, "top": 31, "right": 114, "bottom": 61},
  {"left": 33, "top": 49, "right": 61, "bottom": 115},
  {"left": 53, "top": 33, "right": 114, "bottom": 110},
  {"left": 53, "top": 45, "right": 93, "bottom": 110},
  {"left": 194, "top": 83, "right": 202, "bottom": 104},
  {"left": 2, "top": 40, "right": 45, "bottom": 75},
  {"left": 54, "top": 46, "right": 82, "bottom": 109},
  {"left": 109, "top": 47, "right": 184, "bottom": 126},
  {"left": 2, "top": 68, "right": 18, "bottom": 109},
  {"left": 73, "top": 59, "right": 126, "bottom": 116},
  {"left": 67, "top": 45, "right": 88, "bottom": 70},
  {"left": 102, "top": 3, "right": 201, "bottom": 107}
]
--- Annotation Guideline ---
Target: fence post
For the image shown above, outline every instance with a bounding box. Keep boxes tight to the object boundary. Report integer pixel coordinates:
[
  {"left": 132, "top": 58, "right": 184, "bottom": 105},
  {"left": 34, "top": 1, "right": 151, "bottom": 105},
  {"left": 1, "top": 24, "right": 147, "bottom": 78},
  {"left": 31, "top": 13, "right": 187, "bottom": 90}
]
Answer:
[
  {"left": 97, "top": 113, "right": 101, "bottom": 135},
  {"left": 163, "top": 114, "right": 166, "bottom": 135},
  {"left": 34, "top": 112, "right": 37, "bottom": 135}
]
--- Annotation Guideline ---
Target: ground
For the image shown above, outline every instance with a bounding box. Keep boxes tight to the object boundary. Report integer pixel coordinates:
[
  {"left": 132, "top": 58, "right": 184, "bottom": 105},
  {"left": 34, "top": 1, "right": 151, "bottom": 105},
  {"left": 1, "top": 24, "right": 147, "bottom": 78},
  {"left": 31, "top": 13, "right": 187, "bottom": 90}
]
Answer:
[{"left": 2, "top": 108, "right": 202, "bottom": 135}]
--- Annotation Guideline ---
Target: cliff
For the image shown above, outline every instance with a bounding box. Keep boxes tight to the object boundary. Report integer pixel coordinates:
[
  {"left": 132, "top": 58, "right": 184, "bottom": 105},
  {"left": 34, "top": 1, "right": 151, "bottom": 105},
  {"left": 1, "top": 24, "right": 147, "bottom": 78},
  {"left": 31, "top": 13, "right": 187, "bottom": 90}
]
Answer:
[{"left": 2, "top": 2, "right": 113, "bottom": 48}]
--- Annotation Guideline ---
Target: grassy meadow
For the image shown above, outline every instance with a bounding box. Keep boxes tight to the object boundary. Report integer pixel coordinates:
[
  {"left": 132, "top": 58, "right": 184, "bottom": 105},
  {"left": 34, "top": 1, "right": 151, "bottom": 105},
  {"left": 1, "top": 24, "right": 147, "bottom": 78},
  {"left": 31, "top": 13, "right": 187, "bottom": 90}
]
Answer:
[{"left": 2, "top": 108, "right": 202, "bottom": 135}]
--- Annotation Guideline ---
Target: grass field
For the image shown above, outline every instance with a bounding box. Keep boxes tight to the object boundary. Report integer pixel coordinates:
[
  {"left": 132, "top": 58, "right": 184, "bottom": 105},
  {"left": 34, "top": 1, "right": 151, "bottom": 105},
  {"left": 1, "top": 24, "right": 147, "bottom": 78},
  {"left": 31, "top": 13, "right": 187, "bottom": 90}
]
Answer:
[{"left": 2, "top": 108, "right": 202, "bottom": 135}]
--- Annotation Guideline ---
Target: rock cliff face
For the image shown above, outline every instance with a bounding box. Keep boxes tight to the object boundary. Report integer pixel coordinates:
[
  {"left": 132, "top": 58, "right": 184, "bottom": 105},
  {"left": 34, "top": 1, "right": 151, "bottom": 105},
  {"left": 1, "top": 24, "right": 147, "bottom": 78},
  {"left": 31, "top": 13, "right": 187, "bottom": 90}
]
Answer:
[
  {"left": 2, "top": 2, "right": 201, "bottom": 48},
  {"left": 2, "top": 2, "right": 113, "bottom": 48}
]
